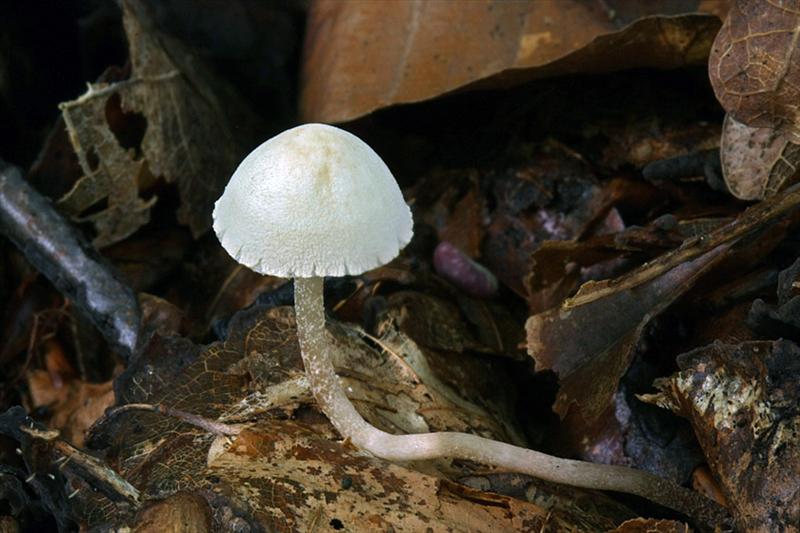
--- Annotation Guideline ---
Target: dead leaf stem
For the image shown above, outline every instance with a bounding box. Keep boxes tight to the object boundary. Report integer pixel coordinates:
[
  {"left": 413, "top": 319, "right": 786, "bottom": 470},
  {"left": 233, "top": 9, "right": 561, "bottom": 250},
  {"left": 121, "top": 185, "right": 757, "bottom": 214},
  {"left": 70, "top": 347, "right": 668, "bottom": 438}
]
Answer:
[{"left": 105, "top": 403, "right": 241, "bottom": 436}]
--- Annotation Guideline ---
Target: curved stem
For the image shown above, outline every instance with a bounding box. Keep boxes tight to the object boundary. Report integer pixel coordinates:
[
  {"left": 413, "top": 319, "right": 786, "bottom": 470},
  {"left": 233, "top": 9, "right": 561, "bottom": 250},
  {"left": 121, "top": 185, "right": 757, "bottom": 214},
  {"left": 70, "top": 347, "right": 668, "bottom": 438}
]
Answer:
[{"left": 294, "top": 277, "right": 727, "bottom": 526}]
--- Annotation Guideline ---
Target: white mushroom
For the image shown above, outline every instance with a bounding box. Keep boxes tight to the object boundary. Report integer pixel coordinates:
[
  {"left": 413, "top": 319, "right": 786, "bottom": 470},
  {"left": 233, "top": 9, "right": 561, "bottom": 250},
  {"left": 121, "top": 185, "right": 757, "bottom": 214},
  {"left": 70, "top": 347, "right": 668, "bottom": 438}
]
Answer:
[{"left": 213, "top": 123, "right": 725, "bottom": 526}]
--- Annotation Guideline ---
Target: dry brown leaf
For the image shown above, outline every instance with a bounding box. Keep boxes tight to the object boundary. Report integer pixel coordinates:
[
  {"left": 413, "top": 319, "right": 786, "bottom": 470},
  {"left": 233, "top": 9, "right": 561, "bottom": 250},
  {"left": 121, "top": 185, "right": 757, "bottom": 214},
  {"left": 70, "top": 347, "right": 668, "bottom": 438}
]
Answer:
[
  {"left": 641, "top": 340, "right": 800, "bottom": 532},
  {"left": 368, "top": 298, "right": 525, "bottom": 445},
  {"left": 691, "top": 465, "right": 727, "bottom": 507},
  {"left": 720, "top": 114, "right": 800, "bottom": 200},
  {"left": 81, "top": 305, "right": 535, "bottom": 527},
  {"left": 302, "top": 1, "right": 724, "bottom": 122},
  {"left": 58, "top": 1, "right": 247, "bottom": 246},
  {"left": 435, "top": 186, "right": 485, "bottom": 259},
  {"left": 460, "top": 473, "right": 637, "bottom": 531},
  {"left": 709, "top": 0, "right": 800, "bottom": 143}
]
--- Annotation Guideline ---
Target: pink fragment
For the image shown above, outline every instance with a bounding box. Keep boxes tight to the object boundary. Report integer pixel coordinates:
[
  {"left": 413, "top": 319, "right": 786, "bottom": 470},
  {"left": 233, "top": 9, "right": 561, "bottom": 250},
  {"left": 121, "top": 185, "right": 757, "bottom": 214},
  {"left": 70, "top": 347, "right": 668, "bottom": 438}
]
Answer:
[{"left": 433, "top": 241, "right": 498, "bottom": 299}]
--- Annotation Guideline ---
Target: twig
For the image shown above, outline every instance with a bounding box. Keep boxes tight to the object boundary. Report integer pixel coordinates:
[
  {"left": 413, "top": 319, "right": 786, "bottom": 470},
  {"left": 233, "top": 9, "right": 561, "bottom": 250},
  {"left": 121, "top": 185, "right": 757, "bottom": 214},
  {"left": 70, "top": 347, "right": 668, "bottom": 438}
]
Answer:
[{"left": 0, "top": 160, "right": 140, "bottom": 360}]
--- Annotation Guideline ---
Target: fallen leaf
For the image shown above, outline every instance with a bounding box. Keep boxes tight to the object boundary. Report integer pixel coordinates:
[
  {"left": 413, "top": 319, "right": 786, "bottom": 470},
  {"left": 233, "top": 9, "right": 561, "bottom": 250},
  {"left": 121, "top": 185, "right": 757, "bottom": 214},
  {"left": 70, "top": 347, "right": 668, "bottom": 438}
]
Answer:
[
  {"left": 302, "top": 1, "right": 724, "bottom": 122},
  {"left": 372, "top": 297, "right": 525, "bottom": 444},
  {"left": 691, "top": 465, "right": 727, "bottom": 507},
  {"left": 483, "top": 213, "right": 541, "bottom": 296},
  {"left": 165, "top": 235, "right": 287, "bottom": 336},
  {"left": 642, "top": 340, "right": 800, "bottom": 531},
  {"left": 709, "top": 0, "right": 800, "bottom": 143},
  {"left": 481, "top": 147, "right": 605, "bottom": 297},
  {"left": 103, "top": 227, "right": 192, "bottom": 292},
  {"left": 27, "top": 372, "right": 114, "bottom": 449},
  {"left": 602, "top": 120, "right": 721, "bottom": 171},
  {"left": 138, "top": 293, "right": 187, "bottom": 337},
  {"left": 459, "top": 472, "right": 637, "bottom": 531},
  {"left": 720, "top": 114, "right": 800, "bottom": 200},
  {"left": 435, "top": 185, "right": 485, "bottom": 259}
]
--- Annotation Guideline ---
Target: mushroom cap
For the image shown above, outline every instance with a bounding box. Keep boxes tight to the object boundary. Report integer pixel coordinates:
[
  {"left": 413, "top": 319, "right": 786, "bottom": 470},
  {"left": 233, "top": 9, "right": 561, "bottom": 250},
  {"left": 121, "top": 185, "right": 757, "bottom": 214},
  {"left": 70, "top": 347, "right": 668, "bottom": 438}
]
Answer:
[{"left": 213, "top": 123, "right": 414, "bottom": 278}]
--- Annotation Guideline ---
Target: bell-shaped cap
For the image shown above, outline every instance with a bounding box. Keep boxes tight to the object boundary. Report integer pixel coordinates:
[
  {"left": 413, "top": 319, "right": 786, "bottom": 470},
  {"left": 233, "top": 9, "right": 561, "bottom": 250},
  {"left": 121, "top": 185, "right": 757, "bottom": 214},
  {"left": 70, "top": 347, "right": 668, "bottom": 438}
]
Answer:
[{"left": 213, "top": 123, "right": 414, "bottom": 278}]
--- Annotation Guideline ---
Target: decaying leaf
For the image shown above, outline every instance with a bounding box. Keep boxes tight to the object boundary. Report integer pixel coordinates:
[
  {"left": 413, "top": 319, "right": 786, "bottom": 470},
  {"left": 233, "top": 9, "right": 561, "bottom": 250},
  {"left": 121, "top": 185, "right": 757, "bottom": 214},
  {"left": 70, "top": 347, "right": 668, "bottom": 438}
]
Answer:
[
  {"left": 478, "top": 150, "right": 612, "bottom": 298},
  {"left": 527, "top": 184, "right": 800, "bottom": 421},
  {"left": 58, "top": 1, "right": 249, "bottom": 246},
  {"left": 369, "top": 297, "right": 524, "bottom": 445},
  {"left": 430, "top": 181, "right": 485, "bottom": 259},
  {"left": 22, "top": 337, "right": 115, "bottom": 450},
  {"left": 81, "top": 304, "right": 541, "bottom": 528},
  {"left": 302, "top": 1, "right": 724, "bottom": 122},
  {"left": 691, "top": 465, "right": 727, "bottom": 507},
  {"left": 641, "top": 340, "right": 800, "bottom": 531},
  {"left": 720, "top": 114, "right": 800, "bottom": 200},
  {"left": 709, "top": 0, "right": 800, "bottom": 143}
]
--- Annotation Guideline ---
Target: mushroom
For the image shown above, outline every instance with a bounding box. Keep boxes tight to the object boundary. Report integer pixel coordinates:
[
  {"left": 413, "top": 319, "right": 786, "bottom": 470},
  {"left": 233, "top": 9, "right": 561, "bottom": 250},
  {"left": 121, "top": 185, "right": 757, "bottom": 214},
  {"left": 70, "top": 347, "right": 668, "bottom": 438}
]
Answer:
[{"left": 213, "top": 124, "right": 725, "bottom": 525}]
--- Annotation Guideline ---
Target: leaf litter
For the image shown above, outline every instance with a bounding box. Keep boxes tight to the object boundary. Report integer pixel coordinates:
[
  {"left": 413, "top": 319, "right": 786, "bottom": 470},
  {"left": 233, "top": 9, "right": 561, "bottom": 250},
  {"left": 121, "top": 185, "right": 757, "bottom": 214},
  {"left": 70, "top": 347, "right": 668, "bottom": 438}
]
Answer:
[
  {"left": 5, "top": 1, "right": 800, "bottom": 531},
  {"left": 78, "top": 305, "right": 625, "bottom": 531}
]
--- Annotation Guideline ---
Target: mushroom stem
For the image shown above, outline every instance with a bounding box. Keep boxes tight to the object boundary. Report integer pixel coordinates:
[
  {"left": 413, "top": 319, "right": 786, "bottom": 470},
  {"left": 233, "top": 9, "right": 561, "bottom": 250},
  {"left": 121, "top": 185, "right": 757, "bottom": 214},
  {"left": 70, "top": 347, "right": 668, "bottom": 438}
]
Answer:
[{"left": 293, "top": 277, "right": 726, "bottom": 526}]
